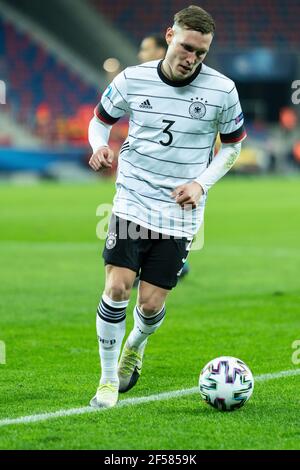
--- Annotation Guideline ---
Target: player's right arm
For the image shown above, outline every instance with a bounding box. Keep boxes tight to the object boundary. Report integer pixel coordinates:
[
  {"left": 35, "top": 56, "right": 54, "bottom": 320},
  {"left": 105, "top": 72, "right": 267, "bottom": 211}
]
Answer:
[
  {"left": 88, "top": 117, "right": 114, "bottom": 171},
  {"left": 88, "top": 71, "right": 129, "bottom": 171}
]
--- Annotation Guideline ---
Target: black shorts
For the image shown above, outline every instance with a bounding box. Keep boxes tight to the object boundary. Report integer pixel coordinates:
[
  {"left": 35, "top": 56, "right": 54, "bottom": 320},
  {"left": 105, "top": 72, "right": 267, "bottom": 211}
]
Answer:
[{"left": 102, "top": 215, "right": 192, "bottom": 290}]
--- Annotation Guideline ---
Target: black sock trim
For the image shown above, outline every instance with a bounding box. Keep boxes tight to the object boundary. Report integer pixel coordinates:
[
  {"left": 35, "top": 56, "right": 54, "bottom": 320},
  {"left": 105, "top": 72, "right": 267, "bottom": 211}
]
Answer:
[
  {"left": 97, "top": 298, "right": 127, "bottom": 323},
  {"left": 136, "top": 305, "right": 166, "bottom": 325},
  {"left": 101, "top": 298, "right": 127, "bottom": 313}
]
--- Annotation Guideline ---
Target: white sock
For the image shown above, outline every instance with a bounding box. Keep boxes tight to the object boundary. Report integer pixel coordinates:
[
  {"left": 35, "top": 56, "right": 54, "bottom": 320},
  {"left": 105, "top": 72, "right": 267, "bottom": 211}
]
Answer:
[
  {"left": 96, "top": 293, "right": 129, "bottom": 385},
  {"left": 127, "top": 304, "right": 166, "bottom": 349}
]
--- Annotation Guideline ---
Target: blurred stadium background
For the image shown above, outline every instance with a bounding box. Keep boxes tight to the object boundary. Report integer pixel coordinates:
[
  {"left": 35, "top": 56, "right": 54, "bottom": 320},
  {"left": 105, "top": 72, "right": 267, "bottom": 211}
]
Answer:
[{"left": 0, "top": 0, "right": 300, "bottom": 178}]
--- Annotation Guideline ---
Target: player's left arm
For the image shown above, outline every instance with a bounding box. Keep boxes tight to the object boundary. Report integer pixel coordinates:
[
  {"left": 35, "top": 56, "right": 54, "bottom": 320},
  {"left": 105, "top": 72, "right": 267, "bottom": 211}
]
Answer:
[
  {"left": 193, "top": 141, "right": 242, "bottom": 194},
  {"left": 175, "top": 82, "right": 247, "bottom": 205},
  {"left": 171, "top": 141, "right": 241, "bottom": 208},
  {"left": 172, "top": 84, "right": 246, "bottom": 208},
  {"left": 196, "top": 83, "right": 247, "bottom": 193}
]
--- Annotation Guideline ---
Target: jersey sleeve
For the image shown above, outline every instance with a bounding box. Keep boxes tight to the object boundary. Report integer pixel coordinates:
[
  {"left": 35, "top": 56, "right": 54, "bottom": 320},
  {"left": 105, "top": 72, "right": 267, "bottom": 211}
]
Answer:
[
  {"left": 94, "top": 71, "right": 129, "bottom": 125},
  {"left": 218, "top": 86, "right": 247, "bottom": 144}
]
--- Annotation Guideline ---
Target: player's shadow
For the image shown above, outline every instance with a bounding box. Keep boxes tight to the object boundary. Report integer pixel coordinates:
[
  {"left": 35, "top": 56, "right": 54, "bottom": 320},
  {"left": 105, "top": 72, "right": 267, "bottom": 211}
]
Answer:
[{"left": 158, "top": 401, "right": 255, "bottom": 417}]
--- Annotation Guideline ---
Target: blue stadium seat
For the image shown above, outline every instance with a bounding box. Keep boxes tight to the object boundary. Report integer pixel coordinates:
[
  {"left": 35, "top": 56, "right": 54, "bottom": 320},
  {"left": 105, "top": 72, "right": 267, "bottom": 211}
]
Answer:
[
  {"left": 0, "top": 16, "right": 98, "bottom": 140},
  {"left": 90, "top": 0, "right": 300, "bottom": 48}
]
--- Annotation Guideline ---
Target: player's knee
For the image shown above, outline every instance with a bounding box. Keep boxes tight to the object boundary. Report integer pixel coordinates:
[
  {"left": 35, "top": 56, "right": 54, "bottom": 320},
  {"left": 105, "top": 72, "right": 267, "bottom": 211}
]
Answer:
[
  {"left": 138, "top": 300, "right": 164, "bottom": 317},
  {"left": 105, "top": 282, "right": 131, "bottom": 301}
]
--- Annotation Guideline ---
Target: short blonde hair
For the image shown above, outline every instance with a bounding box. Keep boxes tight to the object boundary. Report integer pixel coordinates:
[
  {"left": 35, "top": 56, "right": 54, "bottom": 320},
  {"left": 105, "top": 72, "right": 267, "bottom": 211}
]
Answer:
[{"left": 174, "top": 5, "right": 215, "bottom": 35}]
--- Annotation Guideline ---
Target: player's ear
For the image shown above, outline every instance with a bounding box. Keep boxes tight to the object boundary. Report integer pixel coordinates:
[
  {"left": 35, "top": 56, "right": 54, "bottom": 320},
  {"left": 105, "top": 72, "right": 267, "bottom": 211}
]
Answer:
[{"left": 165, "top": 27, "right": 174, "bottom": 46}]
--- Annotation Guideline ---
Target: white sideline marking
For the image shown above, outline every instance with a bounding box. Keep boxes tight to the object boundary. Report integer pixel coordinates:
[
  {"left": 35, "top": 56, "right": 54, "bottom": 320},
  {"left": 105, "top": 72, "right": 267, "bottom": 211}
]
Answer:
[{"left": 0, "top": 368, "right": 299, "bottom": 428}]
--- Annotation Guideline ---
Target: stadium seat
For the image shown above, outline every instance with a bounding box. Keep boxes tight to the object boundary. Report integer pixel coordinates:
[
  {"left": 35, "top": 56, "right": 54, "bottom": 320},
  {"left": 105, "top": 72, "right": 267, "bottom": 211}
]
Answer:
[
  {"left": 89, "top": 0, "right": 300, "bottom": 48},
  {"left": 0, "top": 16, "right": 98, "bottom": 144}
]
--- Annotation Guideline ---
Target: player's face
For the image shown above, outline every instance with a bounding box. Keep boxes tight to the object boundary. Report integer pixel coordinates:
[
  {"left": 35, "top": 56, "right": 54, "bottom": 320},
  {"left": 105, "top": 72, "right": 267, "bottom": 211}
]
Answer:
[
  {"left": 163, "top": 27, "right": 213, "bottom": 80},
  {"left": 138, "top": 37, "right": 166, "bottom": 63}
]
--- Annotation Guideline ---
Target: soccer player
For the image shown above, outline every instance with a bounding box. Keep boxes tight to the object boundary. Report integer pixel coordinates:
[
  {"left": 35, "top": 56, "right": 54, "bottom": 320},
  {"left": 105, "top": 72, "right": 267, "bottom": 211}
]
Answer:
[
  {"left": 138, "top": 34, "right": 167, "bottom": 63},
  {"left": 88, "top": 5, "right": 247, "bottom": 408},
  {"left": 137, "top": 33, "right": 190, "bottom": 283}
]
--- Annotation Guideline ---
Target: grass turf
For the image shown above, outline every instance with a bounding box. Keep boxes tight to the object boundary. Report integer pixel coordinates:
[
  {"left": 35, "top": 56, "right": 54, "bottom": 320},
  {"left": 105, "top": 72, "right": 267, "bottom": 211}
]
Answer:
[{"left": 0, "top": 176, "right": 299, "bottom": 449}]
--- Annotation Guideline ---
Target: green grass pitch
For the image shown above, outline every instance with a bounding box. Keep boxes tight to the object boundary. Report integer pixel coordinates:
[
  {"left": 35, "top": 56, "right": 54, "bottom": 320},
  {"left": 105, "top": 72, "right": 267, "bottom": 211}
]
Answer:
[{"left": 0, "top": 176, "right": 299, "bottom": 450}]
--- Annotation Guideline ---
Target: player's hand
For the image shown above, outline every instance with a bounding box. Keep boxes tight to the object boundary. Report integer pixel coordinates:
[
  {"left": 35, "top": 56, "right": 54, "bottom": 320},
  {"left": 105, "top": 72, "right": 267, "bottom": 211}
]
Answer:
[
  {"left": 89, "top": 146, "right": 114, "bottom": 171},
  {"left": 171, "top": 182, "right": 204, "bottom": 210}
]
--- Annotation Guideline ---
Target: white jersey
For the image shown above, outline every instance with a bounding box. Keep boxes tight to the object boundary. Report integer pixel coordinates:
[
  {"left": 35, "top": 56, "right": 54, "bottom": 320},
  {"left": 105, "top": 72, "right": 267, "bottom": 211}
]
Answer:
[{"left": 95, "top": 60, "right": 246, "bottom": 238}]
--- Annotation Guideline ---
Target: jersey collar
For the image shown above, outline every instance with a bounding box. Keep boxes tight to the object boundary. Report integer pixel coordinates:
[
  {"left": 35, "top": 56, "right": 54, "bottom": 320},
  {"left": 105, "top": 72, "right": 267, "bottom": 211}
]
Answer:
[{"left": 157, "top": 60, "right": 202, "bottom": 87}]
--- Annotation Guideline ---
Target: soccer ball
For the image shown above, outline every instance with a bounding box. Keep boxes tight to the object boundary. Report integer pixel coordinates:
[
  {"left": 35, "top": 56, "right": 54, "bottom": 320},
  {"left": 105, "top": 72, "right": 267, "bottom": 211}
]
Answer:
[{"left": 199, "top": 356, "right": 254, "bottom": 411}]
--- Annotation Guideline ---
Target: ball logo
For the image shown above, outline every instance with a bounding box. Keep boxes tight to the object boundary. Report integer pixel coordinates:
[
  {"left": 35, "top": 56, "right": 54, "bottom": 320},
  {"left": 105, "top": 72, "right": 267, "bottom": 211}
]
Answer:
[
  {"left": 189, "top": 101, "right": 206, "bottom": 119},
  {"left": 106, "top": 232, "right": 117, "bottom": 250}
]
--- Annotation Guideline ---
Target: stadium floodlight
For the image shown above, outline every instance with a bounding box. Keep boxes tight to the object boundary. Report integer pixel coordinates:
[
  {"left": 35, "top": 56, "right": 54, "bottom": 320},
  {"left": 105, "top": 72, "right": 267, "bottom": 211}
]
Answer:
[{"left": 103, "top": 58, "right": 121, "bottom": 74}]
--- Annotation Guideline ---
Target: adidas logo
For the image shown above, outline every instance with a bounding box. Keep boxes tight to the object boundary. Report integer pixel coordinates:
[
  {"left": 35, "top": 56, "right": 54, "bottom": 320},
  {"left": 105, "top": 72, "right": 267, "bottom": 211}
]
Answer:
[{"left": 139, "top": 99, "right": 152, "bottom": 109}]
